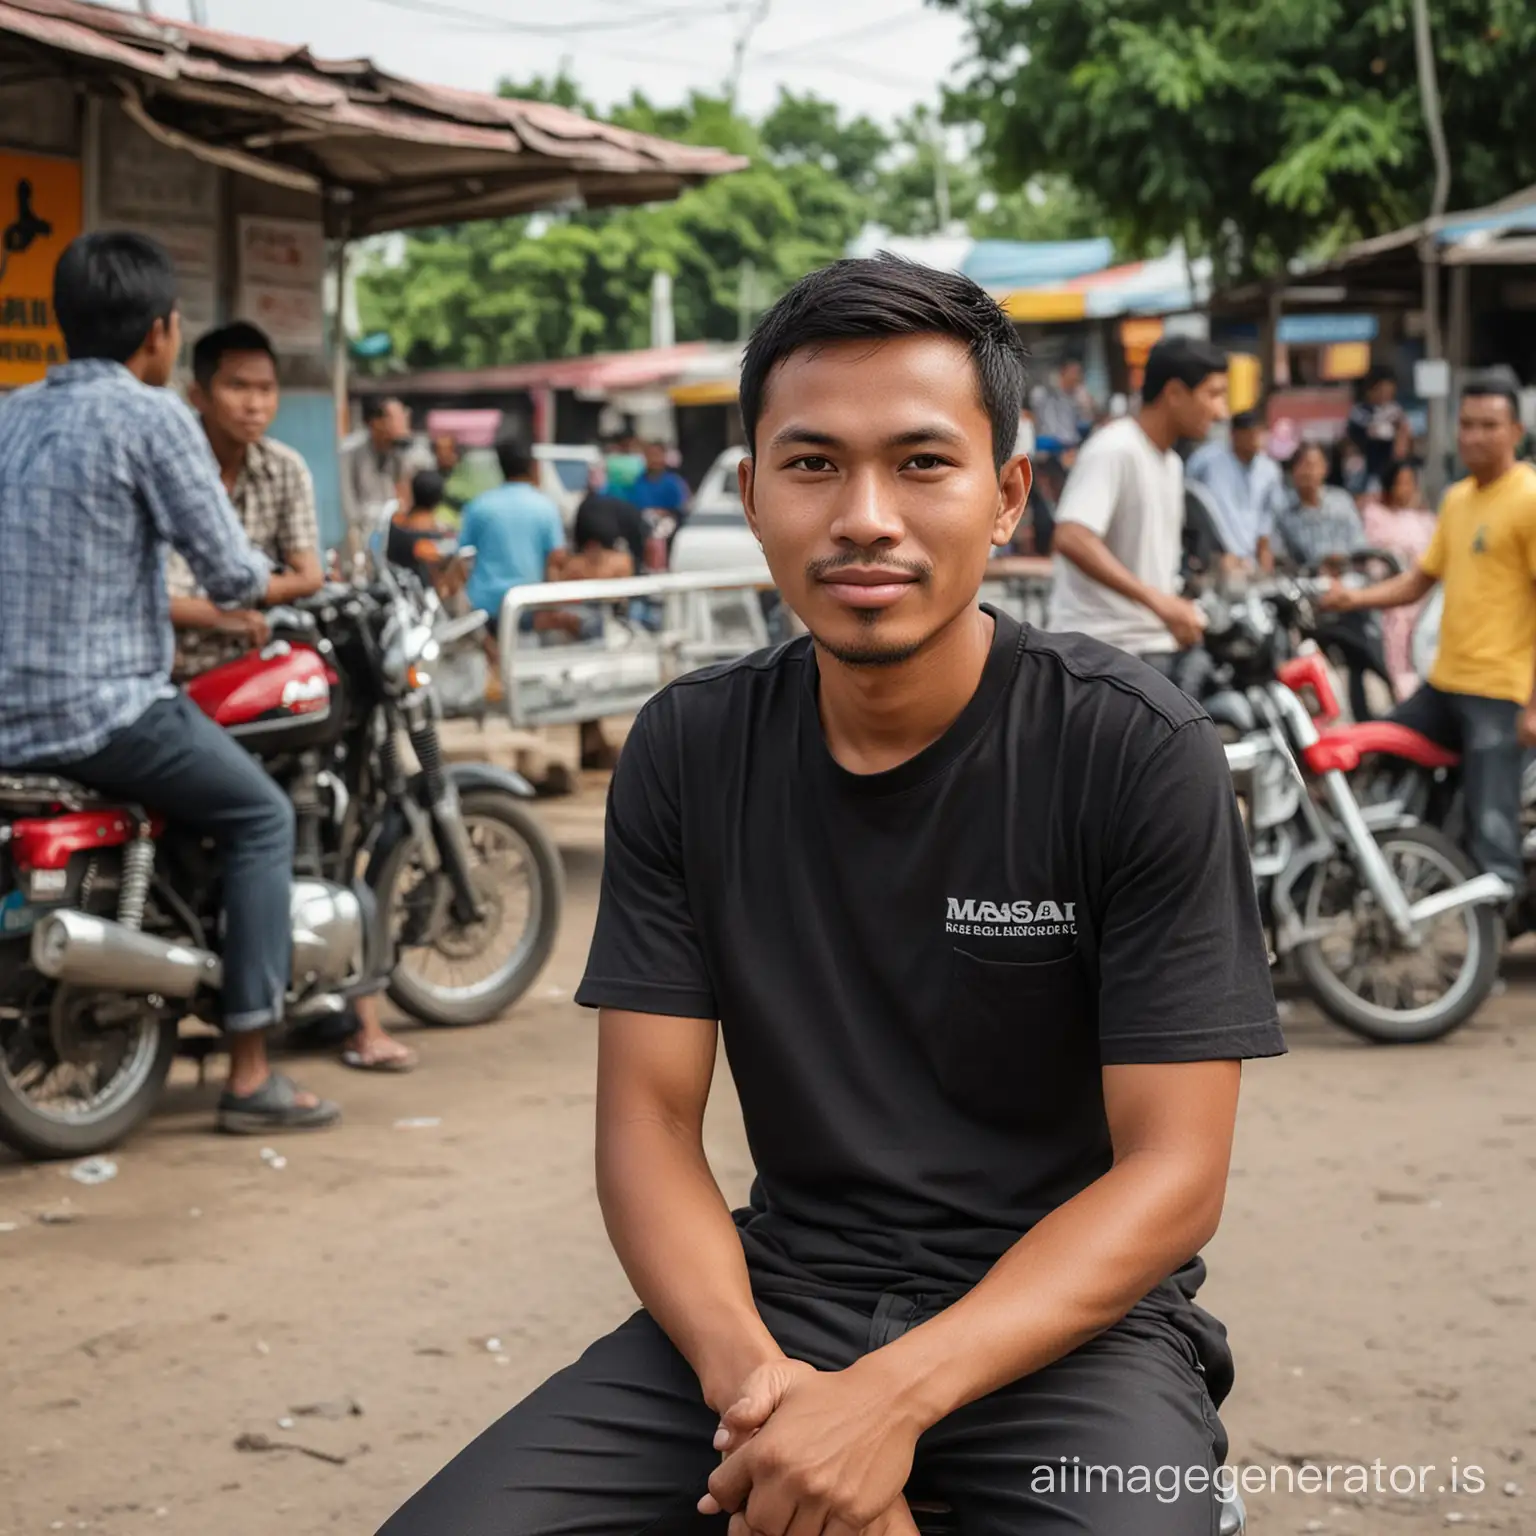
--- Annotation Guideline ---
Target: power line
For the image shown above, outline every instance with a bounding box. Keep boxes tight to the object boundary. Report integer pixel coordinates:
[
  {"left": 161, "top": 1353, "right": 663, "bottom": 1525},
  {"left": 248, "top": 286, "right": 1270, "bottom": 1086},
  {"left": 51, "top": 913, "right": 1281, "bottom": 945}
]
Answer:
[
  {"left": 364, "top": 0, "right": 747, "bottom": 39},
  {"left": 756, "top": 8, "right": 927, "bottom": 63}
]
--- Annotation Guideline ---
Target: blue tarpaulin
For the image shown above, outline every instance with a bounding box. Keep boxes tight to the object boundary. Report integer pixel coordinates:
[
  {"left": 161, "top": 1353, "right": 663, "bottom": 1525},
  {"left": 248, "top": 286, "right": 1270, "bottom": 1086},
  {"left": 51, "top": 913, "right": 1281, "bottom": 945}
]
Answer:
[{"left": 960, "top": 238, "right": 1114, "bottom": 290}]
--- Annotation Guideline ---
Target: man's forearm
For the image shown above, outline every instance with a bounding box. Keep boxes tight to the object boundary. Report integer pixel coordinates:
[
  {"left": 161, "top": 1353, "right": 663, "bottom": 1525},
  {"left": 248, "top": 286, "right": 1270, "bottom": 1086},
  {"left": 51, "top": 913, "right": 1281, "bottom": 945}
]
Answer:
[
  {"left": 1053, "top": 524, "right": 1168, "bottom": 616},
  {"left": 169, "top": 596, "right": 228, "bottom": 632},
  {"left": 266, "top": 555, "right": 324, "bottom": 605},
  {"left": 1348, "top": 568, "right": 1436, "bottom": 611},
  {"left": 597, "top": 1118, "right": 781, "bottom": 1412},
  {"left": 849, "top": 1145, "right": 1226, "bottom": 1433}
]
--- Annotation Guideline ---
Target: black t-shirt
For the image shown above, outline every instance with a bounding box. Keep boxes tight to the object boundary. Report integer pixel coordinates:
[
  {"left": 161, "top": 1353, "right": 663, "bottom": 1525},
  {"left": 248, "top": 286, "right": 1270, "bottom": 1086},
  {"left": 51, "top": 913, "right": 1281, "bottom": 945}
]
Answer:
[{"left": 577, "top": 608, "right": 1284, "bottom": 1302}]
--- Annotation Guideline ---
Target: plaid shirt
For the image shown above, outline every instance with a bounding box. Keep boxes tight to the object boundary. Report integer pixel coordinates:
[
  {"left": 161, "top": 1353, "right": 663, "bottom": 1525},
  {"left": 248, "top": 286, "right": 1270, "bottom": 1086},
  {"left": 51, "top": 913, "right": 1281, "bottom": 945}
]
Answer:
[
  {"left": 1274, "top": 486, "right": 1367, "bottom": 568},
  {"left": 0, "top": 360, "right": 267, "bottom": 765},
  {"left": 167, "top": 436, "right": 319, "bottom": 677}
]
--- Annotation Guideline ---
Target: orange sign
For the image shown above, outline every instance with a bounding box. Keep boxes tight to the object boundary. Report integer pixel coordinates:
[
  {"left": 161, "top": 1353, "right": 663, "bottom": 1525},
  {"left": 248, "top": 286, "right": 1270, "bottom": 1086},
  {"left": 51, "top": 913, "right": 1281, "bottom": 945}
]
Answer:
[{"left": 0, "top": 151, "right": 82, "bottom": 389}]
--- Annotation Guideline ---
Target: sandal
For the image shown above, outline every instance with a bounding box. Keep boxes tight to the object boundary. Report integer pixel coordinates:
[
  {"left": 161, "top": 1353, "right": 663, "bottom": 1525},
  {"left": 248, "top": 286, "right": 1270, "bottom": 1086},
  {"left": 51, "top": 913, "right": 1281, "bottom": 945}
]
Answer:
[
  {"left": 217, "top": 1071, "right": 341, "bottom": 1135},
  {"left": 340, "top": 1042, "right": 419, "bottom": 1074}
]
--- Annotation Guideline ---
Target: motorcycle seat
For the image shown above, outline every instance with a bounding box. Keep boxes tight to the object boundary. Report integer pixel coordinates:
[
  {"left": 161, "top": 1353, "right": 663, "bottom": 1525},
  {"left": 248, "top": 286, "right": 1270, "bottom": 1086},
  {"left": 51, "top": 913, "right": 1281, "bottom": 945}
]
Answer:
[
  {"left": 0, "top": 771, "right": 105, "bottom": 810},
  {"left": 1306, "top": 722, "right": 1461, "bottom": 775}
]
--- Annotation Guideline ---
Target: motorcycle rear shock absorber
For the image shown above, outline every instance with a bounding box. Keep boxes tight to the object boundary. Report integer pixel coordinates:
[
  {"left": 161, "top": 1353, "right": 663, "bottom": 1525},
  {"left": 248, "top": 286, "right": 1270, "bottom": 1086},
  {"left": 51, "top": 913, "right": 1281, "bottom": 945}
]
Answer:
[{"left": 117, "top": 827, "right": 155, "bottom": 932}]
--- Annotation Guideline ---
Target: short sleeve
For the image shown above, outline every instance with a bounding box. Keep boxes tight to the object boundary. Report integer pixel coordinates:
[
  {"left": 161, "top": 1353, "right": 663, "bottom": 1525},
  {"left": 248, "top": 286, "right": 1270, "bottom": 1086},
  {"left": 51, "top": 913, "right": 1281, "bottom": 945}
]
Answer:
[
  {"left": 1093, "top": 718, "right": 1284, "bottom": 1064},
  {"left": 165, "top": 549, "right": 200, "bottom": 601},
  {"left": 1419, "top": 511, "right": 1447, "bottom": 578},
  {"left": 1052, "top": 436, "right": 1121, "bottom": 537},
  {"left": 575, "top": 700, "right": 717, "bottom": 1019}
]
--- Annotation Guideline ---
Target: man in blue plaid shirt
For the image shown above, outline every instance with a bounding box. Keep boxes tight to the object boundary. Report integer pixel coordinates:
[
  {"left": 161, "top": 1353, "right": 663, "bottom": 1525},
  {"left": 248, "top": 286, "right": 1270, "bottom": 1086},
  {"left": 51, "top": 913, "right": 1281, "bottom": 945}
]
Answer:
[{"left": 0, "top": 232, "right": 339, "bottom": 1134}]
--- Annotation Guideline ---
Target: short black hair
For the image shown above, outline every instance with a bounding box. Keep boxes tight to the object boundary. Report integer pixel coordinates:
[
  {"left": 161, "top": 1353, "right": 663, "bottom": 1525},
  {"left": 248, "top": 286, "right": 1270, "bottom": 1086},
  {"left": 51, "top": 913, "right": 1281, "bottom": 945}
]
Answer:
[
  {"left": 192, "top": 321, "right": 276, "bottom": 389},
  {"left": 1364, "top": 363, "right": 1397, "bottom": 391},
  {"left": 53, "top": 231, "right": 177, "bottom": 364},
  {"left": 573, "top": 496, "right": 624, "bottom": 550},
  {"left": 738, "top": 254, "right": 1030, "bottom": 472},
  {"left": 1142, "top": 337, "right": 1228, "bottom": 404},
  {"left": 496, "top": 435, "right": 534, "bottom": 481},
  {"left": 1291, "top": 440, "right": 1329, "bottom": 469},
  {"left": 1382, "top": 456, "right": 1421, "bottom": 492},
  {"left": 1461, "top": 374, "right": 1520, "bottom": 420},
  {"left": 1230, "top": 408, "right": 1264, "bottom": 432},
  {"left": 411, "top": 469, "right": 445, "bottom": 511},
  {"left": 362, "top": 395, "right": 401, "bottom": 424}
]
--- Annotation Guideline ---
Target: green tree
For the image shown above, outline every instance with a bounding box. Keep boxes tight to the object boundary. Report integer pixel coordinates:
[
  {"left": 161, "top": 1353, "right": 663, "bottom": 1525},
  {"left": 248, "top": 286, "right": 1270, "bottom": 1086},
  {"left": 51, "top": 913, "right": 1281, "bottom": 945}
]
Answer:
[{"left": 936, "top": 0, "right": 1536, "bottom": 285}]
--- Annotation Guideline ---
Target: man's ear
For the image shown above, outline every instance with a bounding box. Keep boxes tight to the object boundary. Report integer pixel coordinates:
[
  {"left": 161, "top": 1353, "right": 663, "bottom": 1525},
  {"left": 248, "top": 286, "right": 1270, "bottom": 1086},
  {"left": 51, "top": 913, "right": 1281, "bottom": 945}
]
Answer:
[
  {"left": 992, "top": 452, "right": 1033, "bottom": 548},
  {"left": 739, "top": 453, "right": 761, "bottom": 545}
]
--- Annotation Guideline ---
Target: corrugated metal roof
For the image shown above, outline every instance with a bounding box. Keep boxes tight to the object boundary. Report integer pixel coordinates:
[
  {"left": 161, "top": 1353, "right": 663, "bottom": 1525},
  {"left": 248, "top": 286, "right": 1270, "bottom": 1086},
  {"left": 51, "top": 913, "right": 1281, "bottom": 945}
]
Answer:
[{"left": 0, "top": 0, "right": 747, "bottom": 235}]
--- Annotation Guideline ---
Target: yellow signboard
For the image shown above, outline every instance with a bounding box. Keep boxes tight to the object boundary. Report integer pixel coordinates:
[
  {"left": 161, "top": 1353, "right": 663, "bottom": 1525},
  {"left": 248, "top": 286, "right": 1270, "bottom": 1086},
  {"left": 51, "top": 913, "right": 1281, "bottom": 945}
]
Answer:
[{"left": 0, "top": 151, "right": 82, "bottom": 389}]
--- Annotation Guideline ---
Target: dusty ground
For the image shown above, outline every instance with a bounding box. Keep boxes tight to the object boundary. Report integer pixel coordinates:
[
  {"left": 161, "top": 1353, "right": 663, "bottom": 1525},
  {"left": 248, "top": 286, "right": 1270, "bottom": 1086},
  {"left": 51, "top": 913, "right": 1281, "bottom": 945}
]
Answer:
[{"left": 1, "top": 781, "right": 1533, "bottom": 1536}]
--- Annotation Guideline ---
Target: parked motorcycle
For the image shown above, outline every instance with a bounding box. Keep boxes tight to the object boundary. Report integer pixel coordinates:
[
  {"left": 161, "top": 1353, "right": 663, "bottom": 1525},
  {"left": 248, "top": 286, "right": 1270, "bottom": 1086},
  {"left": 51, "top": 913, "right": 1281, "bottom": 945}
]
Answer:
[
  {"left": 1204, "top": 577, "right": 1509, "bottom": 1043},
  {"left": 0, "top": 558, "right": 562, "bottom": 1158}
]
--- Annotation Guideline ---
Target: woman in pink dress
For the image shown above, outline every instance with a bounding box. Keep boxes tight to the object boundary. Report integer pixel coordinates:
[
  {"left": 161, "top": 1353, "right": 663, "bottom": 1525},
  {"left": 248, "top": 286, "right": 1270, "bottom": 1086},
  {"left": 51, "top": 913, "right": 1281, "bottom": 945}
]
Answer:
[{"left": 1360, "top": 458, "right": 1438, "bottom": 699}]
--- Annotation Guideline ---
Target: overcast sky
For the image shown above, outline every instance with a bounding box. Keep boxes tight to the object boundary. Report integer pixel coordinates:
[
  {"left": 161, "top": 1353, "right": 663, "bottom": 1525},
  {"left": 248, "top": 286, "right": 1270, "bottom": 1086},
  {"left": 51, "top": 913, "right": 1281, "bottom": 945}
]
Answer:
[{"left": 118, "top": 0, "right": 970, "bottom": 124}]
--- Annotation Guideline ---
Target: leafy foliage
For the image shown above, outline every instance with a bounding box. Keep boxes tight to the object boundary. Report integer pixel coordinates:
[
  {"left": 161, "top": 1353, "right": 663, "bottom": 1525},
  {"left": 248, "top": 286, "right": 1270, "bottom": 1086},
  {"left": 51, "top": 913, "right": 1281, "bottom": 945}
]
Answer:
[
  {"left": 355, "top": 77, "right": 1101, "bottom": 370},
  {"left": 936, "top": 0, "right": 1536, "bottom": 285}
]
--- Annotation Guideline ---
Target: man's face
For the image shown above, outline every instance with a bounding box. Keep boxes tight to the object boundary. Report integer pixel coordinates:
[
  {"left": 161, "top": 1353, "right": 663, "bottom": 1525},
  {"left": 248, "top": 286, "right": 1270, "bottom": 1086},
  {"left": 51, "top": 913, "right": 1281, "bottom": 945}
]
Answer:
[
  {"left": 433, "top": 434, "right": 458, "bottom": 472},
  {"left": 373, "top": 400, "right": 409, "bottom": 447},
  {"left": 741, "top": 334, "right": 1030, "bottom": 667},
  {"left": 193, "top": 348, "right": 278, "bottom": 446},
  {"left": 1368, "top": 378, "right": 1397, "bottom": 406},
  {"left": 1291, "top": 445, "right": 1326, "bottom": 499},
  {"left": 1458, "top": 393, "right": 1521, "bottom": 477},
  {"left": 1168, "top": 372, "right": 1229, "bottom": 442},
  {"left": 1059, "top": 360, "right": 1083, "bottom": 391},
  {"left": 644, "top": 443, "right": 669, "bottom": 476},
  {"left": 1231, "top": 423, "right": 1262, "bottom": 463}
]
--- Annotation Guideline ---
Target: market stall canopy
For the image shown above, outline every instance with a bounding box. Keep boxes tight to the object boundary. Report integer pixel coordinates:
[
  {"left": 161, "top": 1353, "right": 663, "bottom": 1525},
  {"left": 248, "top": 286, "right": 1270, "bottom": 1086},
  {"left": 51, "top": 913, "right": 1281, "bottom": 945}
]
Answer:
[
  {"left": 0, "top": 0, "right": 747, "bottom": 236},
  {"left": 1002, "top": 246, "right": 1210, "bottom": 323},
  {"left": 1210, "top": 184, "right": 1536, "bottom": 318}
]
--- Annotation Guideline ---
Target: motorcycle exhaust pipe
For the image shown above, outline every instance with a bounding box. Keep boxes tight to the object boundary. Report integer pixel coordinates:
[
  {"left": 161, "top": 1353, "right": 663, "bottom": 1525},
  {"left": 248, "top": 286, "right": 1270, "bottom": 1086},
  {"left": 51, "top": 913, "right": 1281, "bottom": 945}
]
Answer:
[{"left": 30, "top": 909, "right": 222, "bottom": 999}]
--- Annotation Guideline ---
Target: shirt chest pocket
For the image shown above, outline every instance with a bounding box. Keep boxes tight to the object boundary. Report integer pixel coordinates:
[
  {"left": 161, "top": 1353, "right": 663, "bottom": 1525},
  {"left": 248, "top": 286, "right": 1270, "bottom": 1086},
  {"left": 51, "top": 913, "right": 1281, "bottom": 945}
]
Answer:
[{"left": 931, "top": 948, "right": 1099, "bottom": 1129}]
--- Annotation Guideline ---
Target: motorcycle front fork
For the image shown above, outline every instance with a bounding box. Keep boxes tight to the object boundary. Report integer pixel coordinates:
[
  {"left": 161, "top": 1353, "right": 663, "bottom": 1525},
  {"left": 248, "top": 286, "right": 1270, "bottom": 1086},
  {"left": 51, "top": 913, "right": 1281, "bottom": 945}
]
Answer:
[{"left": 1318, "top": 769, "right": 1420, "bottom": 942}]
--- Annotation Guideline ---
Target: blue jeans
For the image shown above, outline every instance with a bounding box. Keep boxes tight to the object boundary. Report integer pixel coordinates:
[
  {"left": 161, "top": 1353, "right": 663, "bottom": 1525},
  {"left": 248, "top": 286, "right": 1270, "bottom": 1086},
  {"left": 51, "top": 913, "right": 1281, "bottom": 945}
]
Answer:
[
  {"left": 1391, "top": 684, "right": 1525, "bottom": 893},
  {"left": 35, "top": 693, "right": 295, "bottom": 1031}
]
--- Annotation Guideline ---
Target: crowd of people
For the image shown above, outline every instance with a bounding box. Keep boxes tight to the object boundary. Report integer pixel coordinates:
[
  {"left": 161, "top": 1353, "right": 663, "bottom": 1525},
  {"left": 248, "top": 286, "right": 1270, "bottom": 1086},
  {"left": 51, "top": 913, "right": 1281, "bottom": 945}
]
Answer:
[{"left": 1030, "top": 336, "right": 1536, "bottom": 935}]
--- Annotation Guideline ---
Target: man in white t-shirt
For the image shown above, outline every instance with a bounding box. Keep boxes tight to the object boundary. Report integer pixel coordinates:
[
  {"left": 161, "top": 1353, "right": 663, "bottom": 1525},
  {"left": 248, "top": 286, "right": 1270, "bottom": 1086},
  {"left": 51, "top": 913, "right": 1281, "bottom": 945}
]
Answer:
[{"left": 1048, "top": 337, "right": 1230, "bottom": 684}]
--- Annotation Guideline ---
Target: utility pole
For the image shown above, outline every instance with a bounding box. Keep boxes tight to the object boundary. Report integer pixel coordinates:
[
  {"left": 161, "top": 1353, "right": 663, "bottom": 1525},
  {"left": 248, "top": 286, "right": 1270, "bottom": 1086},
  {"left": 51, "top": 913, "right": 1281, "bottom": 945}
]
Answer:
[
  {"left": 189, "top": 0, "right": 208, "bottom": 23},
  {"left": 726, "top": 0, "right": 771, "bottom": 106},
  {"left": 929, "top": 114, "right": 951, "bottom": 232},
  {"left": 1413, "top": 0, "right": 1452, "bottom": 501}
]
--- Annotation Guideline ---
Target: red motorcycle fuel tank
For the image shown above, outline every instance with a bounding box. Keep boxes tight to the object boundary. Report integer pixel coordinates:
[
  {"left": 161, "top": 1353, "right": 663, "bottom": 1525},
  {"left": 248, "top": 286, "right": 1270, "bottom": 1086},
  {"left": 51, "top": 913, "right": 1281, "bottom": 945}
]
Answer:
[{"left": 186, "top": 645, "right": 342, "bottom": 754}]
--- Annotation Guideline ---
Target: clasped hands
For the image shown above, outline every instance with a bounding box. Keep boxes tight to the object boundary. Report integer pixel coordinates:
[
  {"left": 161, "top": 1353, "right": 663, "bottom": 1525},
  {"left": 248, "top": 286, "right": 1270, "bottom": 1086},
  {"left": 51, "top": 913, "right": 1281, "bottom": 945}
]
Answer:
[{"left": 698, "top": 1357, "right": 926, "bottom": 1536}]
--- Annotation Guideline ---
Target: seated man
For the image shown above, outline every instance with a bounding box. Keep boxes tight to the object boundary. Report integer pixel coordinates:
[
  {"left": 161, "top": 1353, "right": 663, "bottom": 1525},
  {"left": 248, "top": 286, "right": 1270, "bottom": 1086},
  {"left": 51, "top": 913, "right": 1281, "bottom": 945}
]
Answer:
[
  {"left": 0, "top": 233, "right": 338, "bottom": 1132},
  {"left": 379, "top": 257, "right": 1283, "bottom": 1536},
  {"left": 169, "top": 320, "right": 414, "bottom": 1075}
]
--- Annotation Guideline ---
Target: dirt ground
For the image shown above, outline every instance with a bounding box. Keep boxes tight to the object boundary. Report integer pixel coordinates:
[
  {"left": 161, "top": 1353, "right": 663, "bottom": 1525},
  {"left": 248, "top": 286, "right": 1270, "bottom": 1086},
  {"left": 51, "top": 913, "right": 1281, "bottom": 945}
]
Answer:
[{"left": 1, "top": 780, "right": 1533, "bottom": 1536}]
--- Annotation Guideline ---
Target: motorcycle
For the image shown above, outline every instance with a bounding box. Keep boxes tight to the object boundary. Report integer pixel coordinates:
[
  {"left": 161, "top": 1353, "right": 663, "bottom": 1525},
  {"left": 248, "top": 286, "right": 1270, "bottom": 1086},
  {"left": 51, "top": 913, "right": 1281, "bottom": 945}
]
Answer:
[
  {"left": 0, "top": 556, "right": 563, "bottom": 1159},
  {"left": 1203, "top": 577, "right": 1509, "bottom": 1043}
]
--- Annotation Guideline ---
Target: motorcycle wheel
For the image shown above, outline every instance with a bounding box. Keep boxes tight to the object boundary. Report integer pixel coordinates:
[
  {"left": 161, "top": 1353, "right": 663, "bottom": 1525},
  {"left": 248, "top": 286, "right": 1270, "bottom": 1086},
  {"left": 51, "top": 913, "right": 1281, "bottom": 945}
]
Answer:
[
  {"left": 1293, "top": 823, "right": 1500, "bottom": 1044},
  {"left": 376, "top": 788, "right": 564, "bottom": 1027},
  {"left": 0, "top": 984, "right": 178, "bottom": 1159}
]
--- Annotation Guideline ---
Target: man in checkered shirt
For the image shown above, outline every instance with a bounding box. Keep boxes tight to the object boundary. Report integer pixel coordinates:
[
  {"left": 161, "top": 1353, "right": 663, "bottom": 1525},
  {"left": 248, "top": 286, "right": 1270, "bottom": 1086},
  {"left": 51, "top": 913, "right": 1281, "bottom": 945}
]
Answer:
[
  {"left": 165, "top": 322, "right": 325, "bottom": 677},
  {"left": 0, "top": 232, "right": 341, "bottom": 1134},
  {"left": 168, "top": 321, "right": 416, "bottom": 1075}
]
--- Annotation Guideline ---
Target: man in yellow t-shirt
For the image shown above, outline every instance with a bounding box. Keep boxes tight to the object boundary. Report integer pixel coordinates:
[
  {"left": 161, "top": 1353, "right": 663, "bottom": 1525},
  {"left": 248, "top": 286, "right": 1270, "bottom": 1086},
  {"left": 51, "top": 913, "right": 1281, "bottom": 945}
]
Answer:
[{"left": 1324, "top": 377, "right": 1536, "bottom": 912}]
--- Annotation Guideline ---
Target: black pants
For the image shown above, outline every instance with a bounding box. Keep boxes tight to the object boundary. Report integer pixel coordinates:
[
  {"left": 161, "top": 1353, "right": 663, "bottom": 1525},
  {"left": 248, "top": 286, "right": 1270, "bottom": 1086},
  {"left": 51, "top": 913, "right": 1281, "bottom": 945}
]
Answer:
[
  {"left": 32, "top": 694, "right": 295, "bottom": 1031},
  {"left": 1390, "top": 685, "right": 1526, "bottom": 893},
  {"left": 378, "top": 1284, "right": 1225, "bottom": 1536}
]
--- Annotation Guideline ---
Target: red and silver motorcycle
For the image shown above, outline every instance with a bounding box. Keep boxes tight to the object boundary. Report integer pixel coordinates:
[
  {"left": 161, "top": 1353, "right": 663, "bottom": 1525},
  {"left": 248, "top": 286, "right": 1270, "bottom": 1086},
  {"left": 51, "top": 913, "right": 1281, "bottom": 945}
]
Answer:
[
  {"left": 1203, "top": 577, "right": 1510, "bottom": 1043},
  {"left": 0, "top": 561, "right": 562, "bottom": 1158}
]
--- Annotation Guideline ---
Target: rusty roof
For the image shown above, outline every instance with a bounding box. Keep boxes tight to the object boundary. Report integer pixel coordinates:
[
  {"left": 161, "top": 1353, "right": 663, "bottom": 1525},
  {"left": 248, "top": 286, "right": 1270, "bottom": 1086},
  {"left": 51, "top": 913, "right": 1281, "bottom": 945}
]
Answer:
[{"left": 0, "top": 0, "right": 747, "bottom": 236}]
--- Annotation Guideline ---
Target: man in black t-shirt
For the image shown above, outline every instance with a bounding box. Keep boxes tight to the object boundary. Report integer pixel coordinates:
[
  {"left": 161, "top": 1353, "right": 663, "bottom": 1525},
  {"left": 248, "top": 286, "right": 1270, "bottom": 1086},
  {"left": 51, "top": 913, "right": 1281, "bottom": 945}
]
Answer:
[{"left": 379, "top": 257, "right": 1284, "bottom": 1536}]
